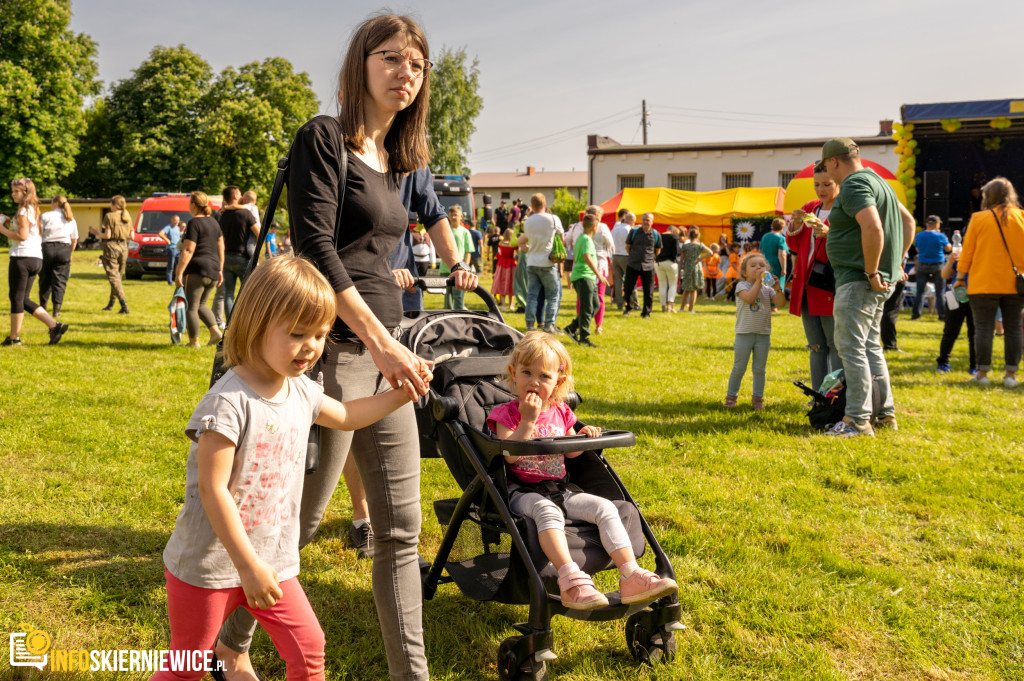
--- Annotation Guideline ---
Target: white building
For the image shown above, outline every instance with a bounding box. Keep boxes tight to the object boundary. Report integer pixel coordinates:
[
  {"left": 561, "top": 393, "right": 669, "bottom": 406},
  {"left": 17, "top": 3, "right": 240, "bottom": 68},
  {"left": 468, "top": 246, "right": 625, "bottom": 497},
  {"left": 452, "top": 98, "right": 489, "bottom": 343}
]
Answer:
[
  {"left": 586, "top": 125, "right": 899, "bottom": 205},
  {"left": 469, "top": 167, "right": 588, "bottom": 211}
]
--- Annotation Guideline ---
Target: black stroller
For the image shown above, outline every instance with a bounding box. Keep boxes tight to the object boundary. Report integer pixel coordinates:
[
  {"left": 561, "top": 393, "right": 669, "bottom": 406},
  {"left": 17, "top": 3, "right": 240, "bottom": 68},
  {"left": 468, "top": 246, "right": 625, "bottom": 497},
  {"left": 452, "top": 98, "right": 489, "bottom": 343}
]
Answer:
[{"left": 403, "top": 278, "right": 683, "bottom": 680}]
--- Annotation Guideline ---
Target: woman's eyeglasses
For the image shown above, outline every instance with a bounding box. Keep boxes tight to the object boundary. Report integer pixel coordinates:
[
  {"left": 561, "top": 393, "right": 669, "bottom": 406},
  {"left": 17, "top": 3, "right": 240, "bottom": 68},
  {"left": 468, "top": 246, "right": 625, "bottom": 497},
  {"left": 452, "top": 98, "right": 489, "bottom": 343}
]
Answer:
[{"left": 367, "top": 50, "right": 433, "bottom": 78}]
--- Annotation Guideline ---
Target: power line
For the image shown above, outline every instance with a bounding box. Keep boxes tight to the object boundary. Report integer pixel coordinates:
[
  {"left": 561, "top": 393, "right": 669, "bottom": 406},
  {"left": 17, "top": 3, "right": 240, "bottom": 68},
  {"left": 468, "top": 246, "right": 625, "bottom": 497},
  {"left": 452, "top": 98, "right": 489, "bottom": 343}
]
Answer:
[
  {"left": 470, "top": 110, "right": 636, "bottom": 162},
  {"left": 470, "top": 106, "right": 637, "bottom": 157},
  {"left": 655, "top": 110, "right": 863, "bottom": 130},
  {"left": 654, "top": 103, "right": 868, "bottom": 124}
]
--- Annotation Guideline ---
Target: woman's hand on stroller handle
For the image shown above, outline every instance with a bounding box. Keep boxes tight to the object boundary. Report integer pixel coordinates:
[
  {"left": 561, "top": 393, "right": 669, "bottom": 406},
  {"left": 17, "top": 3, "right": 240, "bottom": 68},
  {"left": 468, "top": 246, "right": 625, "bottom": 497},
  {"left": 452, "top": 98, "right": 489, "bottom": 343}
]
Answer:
[{"left": 373, "top": 336, "right": 433, "bottom": 400}]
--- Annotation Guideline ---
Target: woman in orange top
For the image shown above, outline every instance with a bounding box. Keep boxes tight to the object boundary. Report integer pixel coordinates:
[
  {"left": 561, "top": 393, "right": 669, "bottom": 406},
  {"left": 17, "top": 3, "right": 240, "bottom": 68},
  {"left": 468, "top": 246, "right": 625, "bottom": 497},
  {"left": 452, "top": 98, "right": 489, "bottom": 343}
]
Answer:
[{"left": 955, "top": 176, "right": 1024, "bottom": 388}]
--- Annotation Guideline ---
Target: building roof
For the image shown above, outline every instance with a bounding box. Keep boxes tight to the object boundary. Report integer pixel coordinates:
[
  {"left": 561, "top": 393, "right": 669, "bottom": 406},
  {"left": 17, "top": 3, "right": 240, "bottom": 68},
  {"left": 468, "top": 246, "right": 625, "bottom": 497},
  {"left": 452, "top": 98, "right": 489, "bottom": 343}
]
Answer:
[
  {"left": 901, "top": 97, "right": 1024, "bottom": 122},
  {"left": 587, "top": 133, "right": 892, "bottom": 156},
  {"left": 469, "top": 170, "right": 587, "bottom": 189}
]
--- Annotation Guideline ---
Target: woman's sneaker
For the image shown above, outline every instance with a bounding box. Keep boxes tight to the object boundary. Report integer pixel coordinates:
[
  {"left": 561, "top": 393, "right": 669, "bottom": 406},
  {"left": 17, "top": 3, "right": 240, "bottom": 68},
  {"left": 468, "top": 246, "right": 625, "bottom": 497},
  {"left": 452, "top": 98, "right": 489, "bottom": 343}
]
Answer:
[
  {"left": 49, "top": 323, "right": 69, "bottom": 345},
  {"left": 620, "top": 567, "right": 678, "bottom": 604},
  {"left": 826, "top": 418, "right": 875, "bottom": 438},
  {"left": 1, "top": 336, "right": 22, "bottom": 346},
  {"left": 557, "top": 570, "right": 608, "bottom": 610}
]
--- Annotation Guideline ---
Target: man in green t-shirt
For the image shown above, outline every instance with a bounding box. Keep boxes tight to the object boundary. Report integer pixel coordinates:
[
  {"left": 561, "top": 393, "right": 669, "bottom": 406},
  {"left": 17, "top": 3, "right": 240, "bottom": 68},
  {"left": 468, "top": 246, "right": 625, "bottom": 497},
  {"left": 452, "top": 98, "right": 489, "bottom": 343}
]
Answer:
[
  {"left": 822, "top": 137, "right": 916, "bottom": 438},
  {"left": 565, "top": 215, "right": 610, "bottom": 346}
]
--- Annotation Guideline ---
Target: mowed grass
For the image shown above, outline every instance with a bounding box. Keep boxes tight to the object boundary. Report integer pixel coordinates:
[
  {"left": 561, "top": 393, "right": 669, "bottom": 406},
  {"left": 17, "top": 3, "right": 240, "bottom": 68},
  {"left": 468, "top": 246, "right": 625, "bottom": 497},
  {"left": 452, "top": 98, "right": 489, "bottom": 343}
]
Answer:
[{"left": 1, "top": 249, "right": 1022, "bottom": 680}]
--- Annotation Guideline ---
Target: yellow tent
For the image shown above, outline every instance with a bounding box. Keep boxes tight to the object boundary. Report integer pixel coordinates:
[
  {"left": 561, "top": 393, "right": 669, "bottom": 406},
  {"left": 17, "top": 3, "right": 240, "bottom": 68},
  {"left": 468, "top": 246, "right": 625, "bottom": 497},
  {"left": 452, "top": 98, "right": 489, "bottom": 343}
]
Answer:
[{"left": 597, "top": 186, "right": 785, "bottom": 228}]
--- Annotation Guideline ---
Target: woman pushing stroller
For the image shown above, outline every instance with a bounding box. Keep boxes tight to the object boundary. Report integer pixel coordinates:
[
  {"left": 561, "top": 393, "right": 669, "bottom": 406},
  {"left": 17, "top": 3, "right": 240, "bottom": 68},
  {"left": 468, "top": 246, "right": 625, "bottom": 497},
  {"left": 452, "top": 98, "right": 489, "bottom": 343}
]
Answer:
[{"left": 487, "top": 331, "right": 678, "bottom": 610}]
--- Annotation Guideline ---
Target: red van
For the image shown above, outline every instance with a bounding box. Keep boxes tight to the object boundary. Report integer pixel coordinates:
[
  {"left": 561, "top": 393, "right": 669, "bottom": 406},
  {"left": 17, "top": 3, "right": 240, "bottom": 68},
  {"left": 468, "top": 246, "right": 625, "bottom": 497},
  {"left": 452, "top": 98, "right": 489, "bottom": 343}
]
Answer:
[{"left": 126, "top": 193, "right": 223, "bottom": 279}]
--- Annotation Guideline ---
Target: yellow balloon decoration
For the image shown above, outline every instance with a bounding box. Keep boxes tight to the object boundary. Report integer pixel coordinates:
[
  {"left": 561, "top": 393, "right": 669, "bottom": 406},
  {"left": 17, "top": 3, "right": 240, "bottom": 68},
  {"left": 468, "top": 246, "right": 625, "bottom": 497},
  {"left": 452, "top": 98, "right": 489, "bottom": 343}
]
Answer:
[
  {"left": 990, "top": 117, "right": 1011, "bottom": 130},
  {"left": 892, "top": 120, "right": 919, "bottom": 212}
]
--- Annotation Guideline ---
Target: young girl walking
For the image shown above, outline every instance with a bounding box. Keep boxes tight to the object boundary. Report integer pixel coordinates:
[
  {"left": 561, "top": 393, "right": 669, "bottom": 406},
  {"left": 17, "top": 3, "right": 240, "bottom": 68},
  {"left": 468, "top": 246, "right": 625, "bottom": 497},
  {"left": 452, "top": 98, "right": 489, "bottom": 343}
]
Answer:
[
  {"left": 490, "top": 228, "right": 518, "bottom": 310},
  {"left": 152, "top": 256, "right": 417, "bottom": 681},
  {"left": 724, "top": 252, "right": 786, "bottom": 411},
  {"left": 487, "top": 331, "right": 677, "bottom": 609}
]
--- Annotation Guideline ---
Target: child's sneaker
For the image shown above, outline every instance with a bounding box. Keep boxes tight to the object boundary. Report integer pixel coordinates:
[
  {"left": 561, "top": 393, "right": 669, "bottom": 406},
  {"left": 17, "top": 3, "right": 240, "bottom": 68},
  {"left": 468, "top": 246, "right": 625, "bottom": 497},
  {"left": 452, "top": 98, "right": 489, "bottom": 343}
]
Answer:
[
  {"left": 619, "top": 567, "right": 678, "bottom": 605},
  {"left": 557, "top": 570, "right": 608, "bottom": 610},
  {"left": 752, "top": 396, "right": 765, "bottom": 411},
  {"left": 723, "top": 394, "right": 738, "bottom": 408}
]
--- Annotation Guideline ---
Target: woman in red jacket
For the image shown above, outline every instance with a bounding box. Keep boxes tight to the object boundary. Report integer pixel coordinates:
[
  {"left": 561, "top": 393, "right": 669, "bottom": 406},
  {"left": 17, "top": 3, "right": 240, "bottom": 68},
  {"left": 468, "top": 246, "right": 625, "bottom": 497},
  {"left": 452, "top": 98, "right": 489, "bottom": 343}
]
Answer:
[{"left": 786, "top": 161, "right": 842, "bottom": 390}]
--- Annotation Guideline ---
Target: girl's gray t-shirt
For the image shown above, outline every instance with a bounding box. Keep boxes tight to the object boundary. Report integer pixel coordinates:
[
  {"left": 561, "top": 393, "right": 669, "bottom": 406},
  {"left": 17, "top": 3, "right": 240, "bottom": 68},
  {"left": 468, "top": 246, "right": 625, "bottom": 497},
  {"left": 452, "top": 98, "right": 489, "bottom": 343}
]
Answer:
[
  {"left": 163, "top": 370, "right": 323, "bottom": 589},
  {"left": 734, "top": 280, "right": 773, "bottom": 335}
]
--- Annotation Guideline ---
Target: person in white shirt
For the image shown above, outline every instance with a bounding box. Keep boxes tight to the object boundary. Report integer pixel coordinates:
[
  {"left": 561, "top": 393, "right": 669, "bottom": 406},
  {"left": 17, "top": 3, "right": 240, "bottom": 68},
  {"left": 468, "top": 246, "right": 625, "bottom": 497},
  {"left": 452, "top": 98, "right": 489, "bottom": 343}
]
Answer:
[
  {"left": 39, "top": 195, "right": 79, "bottom": 317},
  {"left": 610, "top": 210, "right": 637, "bottom": 310},
  {"left": 522, "top": 193, "right": 564, "bottom": 332},
  {"left": 0, "top": 178, "right": 68, "bottom": 345}
]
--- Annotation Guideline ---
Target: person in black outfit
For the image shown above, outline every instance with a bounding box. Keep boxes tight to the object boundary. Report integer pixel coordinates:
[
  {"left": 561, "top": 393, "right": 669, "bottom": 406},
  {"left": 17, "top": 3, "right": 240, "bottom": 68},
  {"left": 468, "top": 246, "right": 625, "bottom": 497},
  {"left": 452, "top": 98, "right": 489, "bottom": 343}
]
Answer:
[
  {"left": 173, "top": 191, "right": 224, "bottom": 347},
  {"left": 623, "top": 212, "right": 661, "bottom": 318},
  {"left": 217, "top": 185, "right": 258, "bottom": 321}
]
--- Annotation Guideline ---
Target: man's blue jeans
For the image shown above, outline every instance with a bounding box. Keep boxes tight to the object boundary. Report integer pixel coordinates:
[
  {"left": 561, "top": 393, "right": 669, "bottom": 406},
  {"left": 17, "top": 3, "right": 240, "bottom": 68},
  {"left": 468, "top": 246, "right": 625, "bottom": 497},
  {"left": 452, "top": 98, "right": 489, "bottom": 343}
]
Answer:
[
  {"left": 525, "top": 265, "right": 560, "bottom": 329},
  {"left": 833, "top": 281, "right": 896, "bottom": 424},
  {"left": 221, "top": 253, "right": 249, "bottom": 321}
]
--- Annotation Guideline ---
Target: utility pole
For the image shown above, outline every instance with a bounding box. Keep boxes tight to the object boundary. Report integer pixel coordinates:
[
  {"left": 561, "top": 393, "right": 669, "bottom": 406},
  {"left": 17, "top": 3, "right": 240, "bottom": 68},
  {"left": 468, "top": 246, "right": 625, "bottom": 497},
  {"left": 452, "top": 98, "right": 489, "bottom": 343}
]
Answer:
[{"left": 641, "top": 99, "right": 650, "bottom": 145}]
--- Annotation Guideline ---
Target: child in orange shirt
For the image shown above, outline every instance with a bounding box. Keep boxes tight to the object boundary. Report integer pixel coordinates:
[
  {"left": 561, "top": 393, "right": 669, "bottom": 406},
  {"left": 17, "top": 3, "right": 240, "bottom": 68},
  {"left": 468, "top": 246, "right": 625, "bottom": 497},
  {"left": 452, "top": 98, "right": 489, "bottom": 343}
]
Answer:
[
  {"left": 703, "top": 244, "right": 724, "bottom": 299},
  {"left": 725, "top": 243, "right": 742, "bottom": 301}
]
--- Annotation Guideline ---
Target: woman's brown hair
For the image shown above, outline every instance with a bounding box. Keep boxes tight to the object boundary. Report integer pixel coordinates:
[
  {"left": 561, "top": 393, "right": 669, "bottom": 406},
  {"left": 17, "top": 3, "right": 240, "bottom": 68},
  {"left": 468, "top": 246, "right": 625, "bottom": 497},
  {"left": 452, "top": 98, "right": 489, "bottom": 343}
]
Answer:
[
  {"left": 111, "top": 195, "right": 131, "bottom": 224},
  {"left": 11, "top": 178, "right": 39, "bottom": 222},
  {"left": 53, "top": 195, "right": 74, "bottom": 221},
  {"left": 980, "top": 177, "right": 1020, "bottom": 211},
  {"left": 336, "top": 13, "right": 431, "bottom": 174}
]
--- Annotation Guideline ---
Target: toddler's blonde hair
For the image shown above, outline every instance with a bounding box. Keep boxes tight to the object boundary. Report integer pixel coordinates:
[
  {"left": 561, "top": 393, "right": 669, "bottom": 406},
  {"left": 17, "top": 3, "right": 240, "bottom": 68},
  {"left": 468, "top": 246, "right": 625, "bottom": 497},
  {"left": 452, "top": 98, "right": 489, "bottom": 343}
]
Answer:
[
  {"left": 739, "top": 251, "right": 766, "bottom": 279},
  {"left": 223, "top": 255, "right": 336, "bottom": 368},
  {"left": 504, "top": 330, "right": 573, "bottom": 403}
]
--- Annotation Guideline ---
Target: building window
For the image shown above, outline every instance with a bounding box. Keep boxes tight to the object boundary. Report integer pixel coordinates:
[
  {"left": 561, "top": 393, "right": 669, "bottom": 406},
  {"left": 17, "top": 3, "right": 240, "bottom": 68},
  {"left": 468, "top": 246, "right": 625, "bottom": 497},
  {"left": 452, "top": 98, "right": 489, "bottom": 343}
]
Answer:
[
  {"left": 778, "top": 171, "right": 799, "bottom": 187},
  {"left": 618, "top": 174, "right": 645, "bottom": 190},
  {"left": 722, "top": 173, "right": 752, "bottom": 190},
  {"left": 669, "top": 174, "right": 696, "bottom": 191},
  {"left": 501, "top": 191, "right": 510, "bottom": 200}
]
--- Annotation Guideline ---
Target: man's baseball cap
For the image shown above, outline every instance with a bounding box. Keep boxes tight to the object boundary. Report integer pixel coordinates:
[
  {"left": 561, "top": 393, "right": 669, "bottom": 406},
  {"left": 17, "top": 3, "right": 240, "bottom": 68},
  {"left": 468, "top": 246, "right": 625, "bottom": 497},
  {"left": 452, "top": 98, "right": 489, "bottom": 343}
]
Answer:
[
  {"left": 820, "top": 137, "right": 859, "bottom": 162},
  {"left": 926, "top": 215, "right": 942, "bottom": 224}
]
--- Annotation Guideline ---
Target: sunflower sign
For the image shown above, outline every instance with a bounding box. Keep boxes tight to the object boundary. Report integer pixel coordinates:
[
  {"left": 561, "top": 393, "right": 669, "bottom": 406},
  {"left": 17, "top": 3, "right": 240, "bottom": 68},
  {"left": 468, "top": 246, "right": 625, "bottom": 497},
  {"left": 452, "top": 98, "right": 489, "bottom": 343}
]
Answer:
[{"left": 730, "top": 215, "right": 777, "bottom": 244}]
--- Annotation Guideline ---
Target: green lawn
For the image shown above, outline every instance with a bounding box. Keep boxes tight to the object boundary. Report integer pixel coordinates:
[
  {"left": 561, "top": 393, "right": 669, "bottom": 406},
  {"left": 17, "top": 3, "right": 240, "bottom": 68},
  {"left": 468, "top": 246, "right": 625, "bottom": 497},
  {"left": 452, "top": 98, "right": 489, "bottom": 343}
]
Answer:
[{"left": 1, "top": 250, "right": 1021, "bottom": 680}]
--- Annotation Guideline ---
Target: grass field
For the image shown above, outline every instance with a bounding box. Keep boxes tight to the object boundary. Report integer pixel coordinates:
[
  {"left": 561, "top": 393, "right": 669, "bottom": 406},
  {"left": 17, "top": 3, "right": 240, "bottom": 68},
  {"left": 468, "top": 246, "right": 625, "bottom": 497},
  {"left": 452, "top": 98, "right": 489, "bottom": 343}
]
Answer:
[{"left": 1, "top": 249, "right": 1022, "bottom": 680}]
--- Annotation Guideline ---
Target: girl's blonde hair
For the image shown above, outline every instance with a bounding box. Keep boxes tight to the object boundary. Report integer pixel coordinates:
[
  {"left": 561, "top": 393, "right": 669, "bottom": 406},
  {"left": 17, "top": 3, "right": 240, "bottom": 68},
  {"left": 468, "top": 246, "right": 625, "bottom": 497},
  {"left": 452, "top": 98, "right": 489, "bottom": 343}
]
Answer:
[
  {"left": 223, "top": 256, "right": 337, "bottom": 368},
  {"left": 110, "top": 195, "right": 131, "bottom": 224},
  {"left": 504, "top": 330, "right": 574, "bottom": 404},
  {"left": 190, "top": 190, "right": 212, "bottom": 217},
  {"left": 739, "top": 251, "right": 766, "bottom": 279},
  {"left": 502, "top": 228, "right": 513, "bottom": 241},
  {"left": 52, "top": 195, "right": 74, "bottom": 221}
]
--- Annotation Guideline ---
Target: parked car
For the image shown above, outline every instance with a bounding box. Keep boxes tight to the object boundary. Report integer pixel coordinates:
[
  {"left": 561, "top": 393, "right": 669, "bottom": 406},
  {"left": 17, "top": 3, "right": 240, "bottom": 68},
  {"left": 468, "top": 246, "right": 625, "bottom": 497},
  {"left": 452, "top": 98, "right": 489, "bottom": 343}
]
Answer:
[{"left": 126, "top": 193, "right": 223, "bottom": 279}]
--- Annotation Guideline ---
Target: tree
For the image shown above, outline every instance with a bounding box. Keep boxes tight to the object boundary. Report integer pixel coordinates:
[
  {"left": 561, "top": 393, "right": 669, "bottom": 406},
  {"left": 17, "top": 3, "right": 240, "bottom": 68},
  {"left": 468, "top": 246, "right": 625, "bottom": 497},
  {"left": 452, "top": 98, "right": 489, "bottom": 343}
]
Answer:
[
  {"left": 426, "top": 46, "right": 483, "bottom": 177},
  {"left": 0, "top": 0, "right": 99, "bottom": 199},
  {"left": 70, "top": 45, "right": 213, "bottom": 196},
  {"left": 191, "top": 58, "right": 319, "bottom": 198},
  {"left": 69, "top": 49, "right": 319, "bottom": 199},
  {"left": 550, "top": 187, "right": 589, "bottom": 229}
]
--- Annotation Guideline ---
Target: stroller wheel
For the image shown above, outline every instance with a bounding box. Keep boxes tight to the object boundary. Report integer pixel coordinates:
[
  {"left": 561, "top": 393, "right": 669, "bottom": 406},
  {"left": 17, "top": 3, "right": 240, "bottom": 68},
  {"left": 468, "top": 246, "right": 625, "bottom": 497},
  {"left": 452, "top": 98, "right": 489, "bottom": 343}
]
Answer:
[
  {"left": 625, "top": 610, "right": 677, "bottom": 665},
  {"left": 498, "top": 636, "right": 548, "bottom": 681}
]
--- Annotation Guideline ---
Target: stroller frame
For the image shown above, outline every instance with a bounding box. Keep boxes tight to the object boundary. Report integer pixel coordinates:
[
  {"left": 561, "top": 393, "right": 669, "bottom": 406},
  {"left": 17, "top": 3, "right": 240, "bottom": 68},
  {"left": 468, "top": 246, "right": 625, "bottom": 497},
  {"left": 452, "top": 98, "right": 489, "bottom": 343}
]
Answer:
[{"left": 407, "top": 278, "right": 683, "bottom": 680}]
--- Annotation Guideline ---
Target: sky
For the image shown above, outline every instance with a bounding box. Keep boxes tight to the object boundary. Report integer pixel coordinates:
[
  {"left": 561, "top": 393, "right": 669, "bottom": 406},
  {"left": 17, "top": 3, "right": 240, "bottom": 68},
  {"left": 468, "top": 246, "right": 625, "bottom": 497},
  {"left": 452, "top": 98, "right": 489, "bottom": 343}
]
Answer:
[{"left": 69, "top": 0, "right": 1017, "bottom": 175}]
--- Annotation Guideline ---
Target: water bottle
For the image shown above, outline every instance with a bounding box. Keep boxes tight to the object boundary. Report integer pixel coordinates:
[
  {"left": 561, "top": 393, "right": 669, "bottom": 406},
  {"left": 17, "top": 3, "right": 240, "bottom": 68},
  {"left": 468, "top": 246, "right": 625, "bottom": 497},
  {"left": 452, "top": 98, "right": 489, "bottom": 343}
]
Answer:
[
  {"left": 762, "top": 271, "right": 774, "bottom": 287},
  {"left": 951, "top": 230, "right": 962, "bottom": 255}
]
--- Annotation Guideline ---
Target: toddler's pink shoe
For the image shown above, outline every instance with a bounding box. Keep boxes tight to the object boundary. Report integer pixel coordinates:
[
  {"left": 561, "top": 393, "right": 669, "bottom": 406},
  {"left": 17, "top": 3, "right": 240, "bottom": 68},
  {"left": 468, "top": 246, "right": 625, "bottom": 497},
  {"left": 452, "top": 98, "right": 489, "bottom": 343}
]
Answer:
[
  {"left": 557, "top": 570, "right": 609, "bottom": 610},
  {"left": 619, "top": 567, "right": 678, "bottom": 605}
]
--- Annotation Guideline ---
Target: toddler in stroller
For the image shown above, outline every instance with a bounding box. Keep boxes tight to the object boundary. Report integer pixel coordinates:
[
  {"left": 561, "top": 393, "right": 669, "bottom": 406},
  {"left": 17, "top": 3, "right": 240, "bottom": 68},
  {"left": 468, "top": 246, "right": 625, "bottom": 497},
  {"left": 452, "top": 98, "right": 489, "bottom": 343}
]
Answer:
[
  {"left": 407, "top": 277, "right": 683, "bottom": 679},
  {"left": 488, "top": 331, "right": 678, "bottom": 610}
]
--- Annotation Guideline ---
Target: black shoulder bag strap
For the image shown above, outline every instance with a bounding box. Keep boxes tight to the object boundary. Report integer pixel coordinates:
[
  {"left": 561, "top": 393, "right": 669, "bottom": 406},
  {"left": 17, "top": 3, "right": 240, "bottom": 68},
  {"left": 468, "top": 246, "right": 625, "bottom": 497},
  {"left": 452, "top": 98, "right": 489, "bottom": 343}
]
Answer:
[{"left": 990, "top": 208, "right": 1024, "bottom": 297}]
